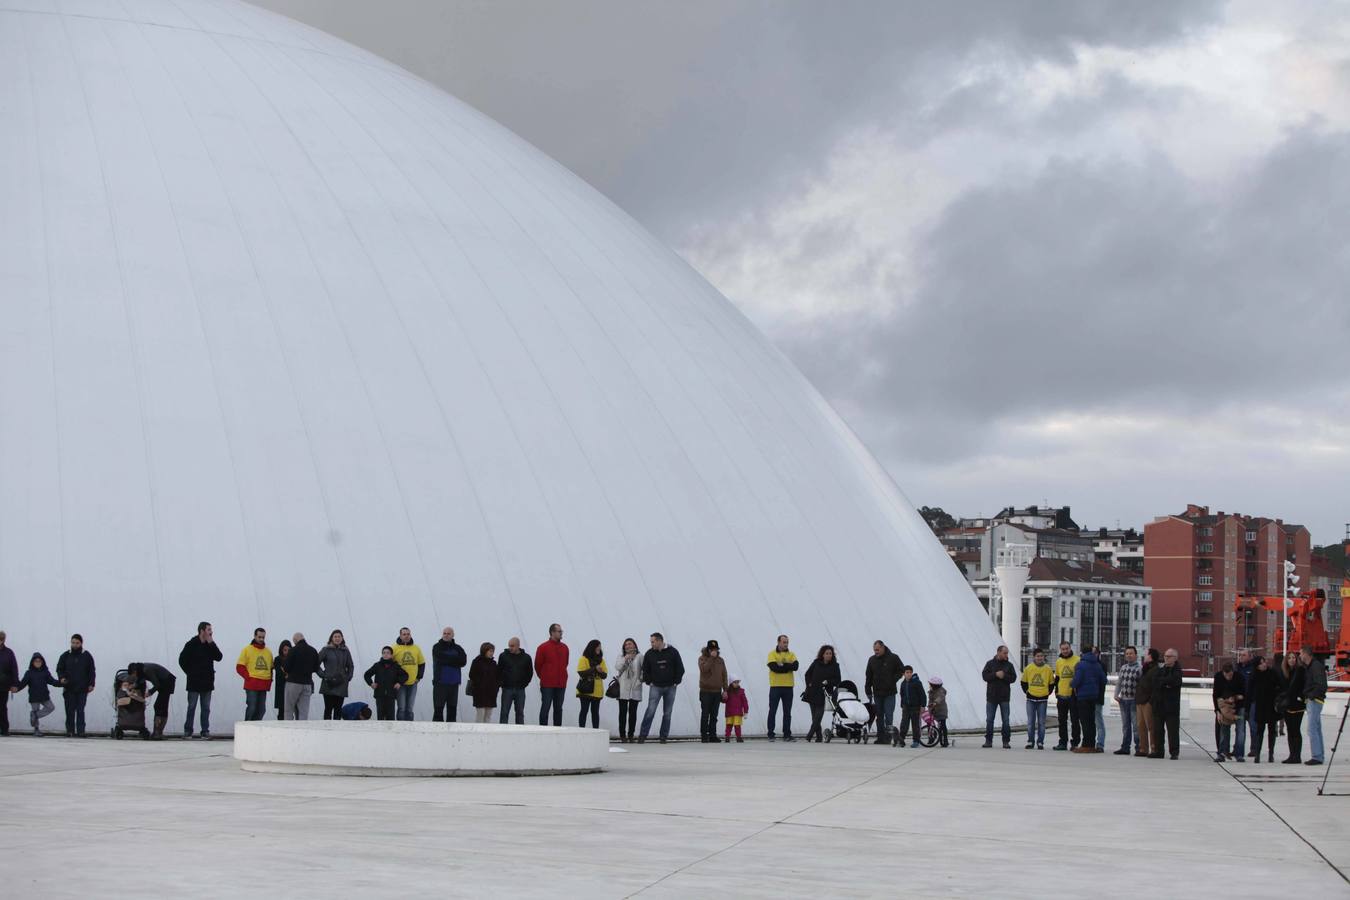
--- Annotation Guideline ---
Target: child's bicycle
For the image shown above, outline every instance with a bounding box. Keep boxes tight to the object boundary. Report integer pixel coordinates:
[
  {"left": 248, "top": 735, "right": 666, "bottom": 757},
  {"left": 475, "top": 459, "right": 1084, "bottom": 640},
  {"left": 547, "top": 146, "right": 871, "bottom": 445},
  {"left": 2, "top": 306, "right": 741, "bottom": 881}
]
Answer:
[{"left": 892, "top": 707, "right": 943, "bottom": 748}]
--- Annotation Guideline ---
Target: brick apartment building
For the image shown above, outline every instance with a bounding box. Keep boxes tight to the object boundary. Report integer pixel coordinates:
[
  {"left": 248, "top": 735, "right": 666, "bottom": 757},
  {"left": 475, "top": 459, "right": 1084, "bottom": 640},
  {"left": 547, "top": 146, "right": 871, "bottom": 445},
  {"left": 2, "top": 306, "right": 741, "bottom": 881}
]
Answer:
[{"left": 1143, "top": 504, "right": 1311, "bottom": 674}]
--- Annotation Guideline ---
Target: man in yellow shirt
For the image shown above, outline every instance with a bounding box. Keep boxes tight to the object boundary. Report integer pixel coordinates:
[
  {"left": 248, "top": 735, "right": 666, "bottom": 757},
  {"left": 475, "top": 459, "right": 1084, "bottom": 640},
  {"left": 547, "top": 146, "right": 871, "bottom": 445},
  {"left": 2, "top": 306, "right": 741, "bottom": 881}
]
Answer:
[
  {"left": 1020, "top": 648, "right": 1054, "bottom": 749},
  {"left": 766, "top": 634, "right": 799, "bottom": 742},
  {"left": 235, "top": 628, "right": 273, "bottom": 722},
  {"left": 393, "top": 627, "right": 426, "bottom": 721},
  {"left": 1052, "top": 642, "right": 1081, "bottom": 750}
]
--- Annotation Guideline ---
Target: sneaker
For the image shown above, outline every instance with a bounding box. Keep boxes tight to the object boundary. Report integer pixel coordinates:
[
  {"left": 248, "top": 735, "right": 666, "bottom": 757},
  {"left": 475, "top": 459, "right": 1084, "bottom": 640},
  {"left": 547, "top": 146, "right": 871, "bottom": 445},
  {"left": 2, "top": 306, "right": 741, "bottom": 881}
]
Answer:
[
  {"left": 1231, "top": 756, "right": 1245, "bottom": 763},
  {"left": 767, "top": 735, "right": 776, "bottom": 742},
  {"left": 33, "top": 729, "right": 43, "bottom": 737},
  {"left": 1037, "top": 743, "right": 1044, "bottom": 750},
  {"left": 910, "top": 742, "right": 920, "bottom": 748},
  {"left": 1053, "top": 744, "right": 1068, "bottom": 751},
  {"left": 200, "top": 732, "right": 210, "bottom": 740},
  {"left": 1025, "top": 742, "right": 1035, "bottom": 750},
  {"left": 1002, "top": 743, "right": 1011, "bottom": 749},
  {"left": 783, "top": 736, "right": 796, "bottom": 743},
  {"left": 736, "top": 737, "right": 744, "bottom": 743}
]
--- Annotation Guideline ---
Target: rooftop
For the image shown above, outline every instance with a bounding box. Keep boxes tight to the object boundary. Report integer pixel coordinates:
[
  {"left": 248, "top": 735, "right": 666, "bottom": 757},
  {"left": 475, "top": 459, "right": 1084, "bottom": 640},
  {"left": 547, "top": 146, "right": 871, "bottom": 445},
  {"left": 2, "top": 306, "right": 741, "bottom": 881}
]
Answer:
[
  {"left": 1028, "top": 557, "right": 1146, "bottom": 586},
  {"left": 1, "top": 710, "right": 1344, "bottom": 896}
]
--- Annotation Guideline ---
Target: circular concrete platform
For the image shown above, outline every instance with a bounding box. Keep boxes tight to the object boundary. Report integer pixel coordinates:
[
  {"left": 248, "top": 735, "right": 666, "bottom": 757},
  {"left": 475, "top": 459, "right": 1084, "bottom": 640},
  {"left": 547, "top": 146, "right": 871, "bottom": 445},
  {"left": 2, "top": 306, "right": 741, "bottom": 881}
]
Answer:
[{"left": 233, "top": 720, "right": 610, "bottom": 776}]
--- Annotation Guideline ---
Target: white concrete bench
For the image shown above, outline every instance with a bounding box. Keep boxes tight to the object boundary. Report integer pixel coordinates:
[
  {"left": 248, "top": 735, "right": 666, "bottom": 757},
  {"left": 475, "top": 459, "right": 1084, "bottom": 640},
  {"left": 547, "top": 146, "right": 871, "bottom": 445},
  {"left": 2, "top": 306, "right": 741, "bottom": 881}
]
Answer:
[{"left": 234, "top": 720, "right": 609, "bottom": 776}]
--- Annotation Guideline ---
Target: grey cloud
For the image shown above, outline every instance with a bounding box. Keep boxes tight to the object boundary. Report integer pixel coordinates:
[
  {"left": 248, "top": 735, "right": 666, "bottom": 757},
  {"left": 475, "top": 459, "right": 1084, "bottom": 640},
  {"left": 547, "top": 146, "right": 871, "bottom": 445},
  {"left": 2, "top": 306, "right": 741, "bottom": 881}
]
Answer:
[
  {"left": 781, "top": 128, "right": 1350, "bottom": 458},
  {"left": 252, "top": 0, "right": 1223, "bottom": 237}
]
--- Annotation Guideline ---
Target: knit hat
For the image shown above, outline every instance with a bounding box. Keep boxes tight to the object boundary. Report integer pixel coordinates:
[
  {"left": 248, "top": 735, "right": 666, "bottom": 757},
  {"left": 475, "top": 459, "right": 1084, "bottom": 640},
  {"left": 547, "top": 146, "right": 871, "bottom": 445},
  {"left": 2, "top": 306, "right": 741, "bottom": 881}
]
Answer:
[
  {"left": 928, "top": 675, "right": 943, "bottom": 686},
  {"left": 728, "top": 673, "right": 741, "bottom": 685}
]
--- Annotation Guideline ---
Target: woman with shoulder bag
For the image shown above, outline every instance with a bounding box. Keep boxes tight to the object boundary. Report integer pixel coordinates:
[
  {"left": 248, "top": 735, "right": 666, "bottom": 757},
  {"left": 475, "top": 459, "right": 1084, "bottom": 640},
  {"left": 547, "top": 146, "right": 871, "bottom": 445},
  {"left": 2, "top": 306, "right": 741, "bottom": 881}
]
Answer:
[
  {"left": 467, "top": 642, "right": 499, "bottom": 722},
  {"left": 803, "top": 645, "right": 841, "bottom": 743},
  {"left": 576, "top": 640, "right": 607, "bottom": 729},
  {"left": 317, "top": 629, "right": 355, "bottom": 720},
  {"left": 1279, "top": 653, "right": 1306, "bottom": 763},
  {"left": 697, "top": 639, "right": 728, "bottom": 743},
  {"left": 612, "top": 638, "right": 643, "bottom": 743}
]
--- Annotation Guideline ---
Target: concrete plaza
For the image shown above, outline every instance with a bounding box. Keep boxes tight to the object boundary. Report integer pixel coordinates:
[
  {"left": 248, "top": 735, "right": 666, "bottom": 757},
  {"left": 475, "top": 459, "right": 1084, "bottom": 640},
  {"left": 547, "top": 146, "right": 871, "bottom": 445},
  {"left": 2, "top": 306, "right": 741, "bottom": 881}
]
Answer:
[{"left": 1, "top": 712, "right": 1345, "bottom": 898}]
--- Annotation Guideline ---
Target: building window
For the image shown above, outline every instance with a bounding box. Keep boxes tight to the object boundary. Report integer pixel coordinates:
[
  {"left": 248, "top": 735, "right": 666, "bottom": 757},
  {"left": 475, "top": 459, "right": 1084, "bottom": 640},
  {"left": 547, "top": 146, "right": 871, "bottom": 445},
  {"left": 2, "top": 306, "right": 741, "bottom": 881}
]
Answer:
[
  {"left": 1198, "top": 575, "right": 1213, "bottom": 586},
  {"left": 1245, "top": 531, "right": 1256, "bottom": 542},
  {"left": 1196, "top": 543, "right": 1214, "bottom": 553},
  {"left": 1199, "top": 527, "right": 1213, "bottom": 537},
  {"left": 1197, "top": 591, "right": 1213, "bottom": 602}
]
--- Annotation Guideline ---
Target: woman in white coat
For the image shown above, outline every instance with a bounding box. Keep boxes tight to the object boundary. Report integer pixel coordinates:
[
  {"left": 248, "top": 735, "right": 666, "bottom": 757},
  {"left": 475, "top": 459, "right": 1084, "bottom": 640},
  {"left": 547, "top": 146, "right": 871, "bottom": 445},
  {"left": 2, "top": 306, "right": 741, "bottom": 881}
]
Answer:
[{"left": 612, "top": 637, "right": 643, "bottom": 743}]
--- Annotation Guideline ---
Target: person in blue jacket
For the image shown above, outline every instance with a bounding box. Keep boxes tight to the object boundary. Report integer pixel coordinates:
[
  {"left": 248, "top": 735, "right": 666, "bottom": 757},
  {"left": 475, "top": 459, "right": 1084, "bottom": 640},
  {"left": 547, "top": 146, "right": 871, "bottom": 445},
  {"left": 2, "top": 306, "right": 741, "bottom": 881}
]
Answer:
[
  {"left": 1070, "top": 648, "right": 1107, "bottom": 753},
  {"left": 431, "top": 626, "right": 467, "bottom": 722},
  {"left": 11, "top": 653, "right": 60, "bottom": 736}
]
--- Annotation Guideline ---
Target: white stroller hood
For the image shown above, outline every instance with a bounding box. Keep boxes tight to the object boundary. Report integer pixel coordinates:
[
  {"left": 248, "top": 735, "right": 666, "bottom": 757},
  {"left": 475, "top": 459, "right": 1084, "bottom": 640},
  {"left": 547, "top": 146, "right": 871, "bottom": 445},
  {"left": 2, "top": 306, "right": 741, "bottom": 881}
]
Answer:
[{"left": 834, "top": 686, "right": 871, "bottom": 725}]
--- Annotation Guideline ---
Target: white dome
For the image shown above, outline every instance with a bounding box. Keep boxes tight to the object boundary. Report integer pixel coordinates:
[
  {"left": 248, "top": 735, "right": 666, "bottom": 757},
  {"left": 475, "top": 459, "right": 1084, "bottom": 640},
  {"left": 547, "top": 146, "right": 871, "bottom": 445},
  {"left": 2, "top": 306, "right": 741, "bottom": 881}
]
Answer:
[{"left": 0, "top": 0, "right": 1004, "bottom": 733}]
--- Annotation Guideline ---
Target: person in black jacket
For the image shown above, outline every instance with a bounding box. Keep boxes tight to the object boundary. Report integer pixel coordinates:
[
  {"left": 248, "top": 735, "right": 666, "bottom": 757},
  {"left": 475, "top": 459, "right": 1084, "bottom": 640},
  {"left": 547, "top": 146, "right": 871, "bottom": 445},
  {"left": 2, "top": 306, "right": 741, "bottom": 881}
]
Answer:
[
  {"left": 273, "top": 640, "right": 292, "bottom": 720},
  {"left": 1210, "top": 662, "right": 1245, "bottom": 762},
  {"left": 1151, "top": 648, "right": 1184, "bottom": 759},
  {"left": 364, "top": 647, "right": 409, "bottom": 721},
  {"left": 638, "top": 633, "right": 684, "bottom": 744},
  {"left": 1248, "top": 655, "right": 1281, "bottom": 764},
  {"left": 496, "top": 637, "right": 533, "bottom": 724},
  {"left": 55, "top": 634, "right": 96, "bottom": 737},
  {"left": 0, "top": 631, "right": 19, "bottom": 737},
  {"left": 803, "top": 645, "right": 841, "bottom": 743},
  {"left": 1279, "top": 653, "right": 1306, "bottom": 763},
  {"left": 11, "top": 653, "right": 60, "bottom": 735},
  {"left": 178, "top": 622, "right": 222, "bottom": 739},
  {"left": 283, "top": 634, "right": 319, "bottom": 721},
  {"left": 981, "top": 645, "right": 1017, "bottom": 749},
  {"left": 128, "top": 661, "right": 177, "bottom": 740},
  {"left": 431, "top": 627, "right": 468, "bottom": 723},
  {"left": 897, "top": 666, "right": 928, "bottom": 748},
  {"left": 865, "top": 641, "right": 904, "bottom": 745}
]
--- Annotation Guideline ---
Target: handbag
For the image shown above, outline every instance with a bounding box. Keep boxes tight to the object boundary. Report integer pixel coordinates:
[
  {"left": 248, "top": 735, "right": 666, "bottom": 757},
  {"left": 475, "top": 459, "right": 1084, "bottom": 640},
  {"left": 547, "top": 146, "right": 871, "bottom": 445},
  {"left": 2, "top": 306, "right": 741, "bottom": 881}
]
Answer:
[
  {"left": 465, "top": 679, "right": 474, "bottom": 697},
  {"left": 606, "top": 677, "right": 621, "bottom": 699},
  {"left": 578, "top": 673, "right": 596, "bottom": 696}
]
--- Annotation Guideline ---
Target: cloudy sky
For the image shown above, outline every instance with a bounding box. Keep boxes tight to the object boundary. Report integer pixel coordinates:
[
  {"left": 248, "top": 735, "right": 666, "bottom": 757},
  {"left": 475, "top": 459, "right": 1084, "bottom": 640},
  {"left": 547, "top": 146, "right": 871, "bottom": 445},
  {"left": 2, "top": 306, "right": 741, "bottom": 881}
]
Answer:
[{"left": 257, "top": 0, "right": 1350, "bottom": 545}]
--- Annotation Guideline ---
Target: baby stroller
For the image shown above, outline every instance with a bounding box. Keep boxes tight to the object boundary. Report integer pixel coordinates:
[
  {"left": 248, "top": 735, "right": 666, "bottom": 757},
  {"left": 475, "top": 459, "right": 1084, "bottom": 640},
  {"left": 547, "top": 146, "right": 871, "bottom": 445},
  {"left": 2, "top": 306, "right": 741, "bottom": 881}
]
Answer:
[
  {"left": 825, "top": 680, "right": 875, "bottom": 744},
  {"left": 112, "top": 669, "right": 150, "bottom": 740},
  {"left": 893, "top": 707, "right": 942, "bottom": 748}
]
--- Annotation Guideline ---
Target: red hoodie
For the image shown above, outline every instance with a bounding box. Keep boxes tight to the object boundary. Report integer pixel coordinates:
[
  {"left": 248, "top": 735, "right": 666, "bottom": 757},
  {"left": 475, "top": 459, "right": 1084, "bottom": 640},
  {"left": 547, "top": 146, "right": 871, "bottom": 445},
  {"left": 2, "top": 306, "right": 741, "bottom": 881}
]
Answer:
[{"left": 533, "top": 640, "right": 570, "bottom": 689}]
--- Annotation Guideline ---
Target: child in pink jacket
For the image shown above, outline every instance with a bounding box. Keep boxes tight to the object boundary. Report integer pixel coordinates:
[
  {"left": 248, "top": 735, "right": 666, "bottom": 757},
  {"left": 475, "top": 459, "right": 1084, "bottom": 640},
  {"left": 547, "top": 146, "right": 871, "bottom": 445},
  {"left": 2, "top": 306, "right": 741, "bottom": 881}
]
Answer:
[{"left": 723, "top": 674, "right": 749, "bottom": 743}]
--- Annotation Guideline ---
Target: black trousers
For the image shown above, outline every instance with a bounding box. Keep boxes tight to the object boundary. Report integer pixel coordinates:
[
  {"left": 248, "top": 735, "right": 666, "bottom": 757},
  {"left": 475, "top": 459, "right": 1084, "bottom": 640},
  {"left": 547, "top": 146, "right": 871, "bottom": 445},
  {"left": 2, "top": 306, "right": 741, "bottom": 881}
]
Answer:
[
  {"left": 699, "top": 690, "right": 721, "bottom": 736},
  {"left": 322, "top": 694, "right": 343, "bottom": 719},
  {"left": 578, "top": 695, "right": 601, "bottom": 728},
  {"left": 1154, "top": 706, "right": 1179, "bottom": 756},
  {"left": 432, "top": 683, "right": 460, "bottom": 722},
  {"left": 618, "top": 699, "right": 638, "bottom": 739},
  {"left": 899, "top": 705, "right": 922, "bottom": 745},
  {"left": 1076, "top": 697, "right": 1097, "bottom": 749},
  {"left": 375, "top": 696, "right": 396, "bottom": 721},
  {"left": 153, "top": 691, "right": 172, "bottom": 718},
  {"left": 64, "top": 691, "right": 88, "bottom": 735},
  {"left": 0, "top": 692, "right": 8, "bottom": 735},
  {"left": 1056, "top": 695, "right": 1080, "bottom": 747},
  {"left": 1284, "top": 711, "right": 1304, "bottom": 760},
  {"left": 937, "top": 720, "right": 948, "bottom": 746},
  {"left": 1253, "top": 716, "right": 1278, "bottom": 758},
  {"left": 808, "top": 701, "right": 826, "bottom": 740}
]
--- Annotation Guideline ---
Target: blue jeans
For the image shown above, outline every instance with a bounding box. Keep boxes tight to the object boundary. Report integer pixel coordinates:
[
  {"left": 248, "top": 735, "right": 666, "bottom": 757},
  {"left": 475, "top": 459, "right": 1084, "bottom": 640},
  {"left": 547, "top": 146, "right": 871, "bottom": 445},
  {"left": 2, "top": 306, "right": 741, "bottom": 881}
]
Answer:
[
  {"left": 767, "top": 686, "right": 794, "bottom": 737},
  {"left": 499, "top": 687, "right": 526, "bottom": 723},
  {"left": 396, "top": 683, "right": 418, "bottom": 721},
  {"left": 874, "top": 694, "right": 896, "bottom": 736},
  {"left": 1233, "top": 711, "right": 1247, "bottom": 756},
  {"left": 640, "top": 684, "right": 677, "bottom": 740},
  {"left": 1026, "top": 698, "right": 1047, "bottom": 745},
  {"left": 184, "top": 690, "right": 212, "bottom": 735},
  {"left": 1095, "top": 702, "right": 1106, "bottom": 749},
  {"left": 1216, "top": 721, "right": 1232, "bottom": 755},
  {"left": 1308, "top": 700, "right": 1325, "bottom": 761},
  {"left": 244, "top": 690, "right": 267, "bottom": 721},
  {"left": 985, "top": 700, "right": 1010, "bottom": 744},
  {"left": 1117, "top": 698, "right": 1136, "bottom": 750},
  {"left": 538, "top": 686, "right": 564, "bottom": 726}
]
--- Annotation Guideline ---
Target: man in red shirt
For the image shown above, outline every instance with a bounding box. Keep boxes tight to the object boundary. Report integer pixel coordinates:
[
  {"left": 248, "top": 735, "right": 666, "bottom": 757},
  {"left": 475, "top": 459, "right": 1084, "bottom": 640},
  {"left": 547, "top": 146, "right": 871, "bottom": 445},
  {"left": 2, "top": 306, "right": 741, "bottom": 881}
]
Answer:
[{"left": 533, "top": 623, "right": 569, "bottom": 726}]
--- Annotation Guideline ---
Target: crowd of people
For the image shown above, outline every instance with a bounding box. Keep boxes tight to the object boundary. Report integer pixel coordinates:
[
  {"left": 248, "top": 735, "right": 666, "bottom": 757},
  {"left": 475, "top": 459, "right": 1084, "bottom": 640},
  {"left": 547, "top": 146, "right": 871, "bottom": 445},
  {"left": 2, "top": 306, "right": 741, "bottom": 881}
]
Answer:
[
  {"left": 983, "top": 640, "right": 1330, "bottom": 766},
  {"left": 0, "top": 626, "right": 1332, "bottom": 764}
]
